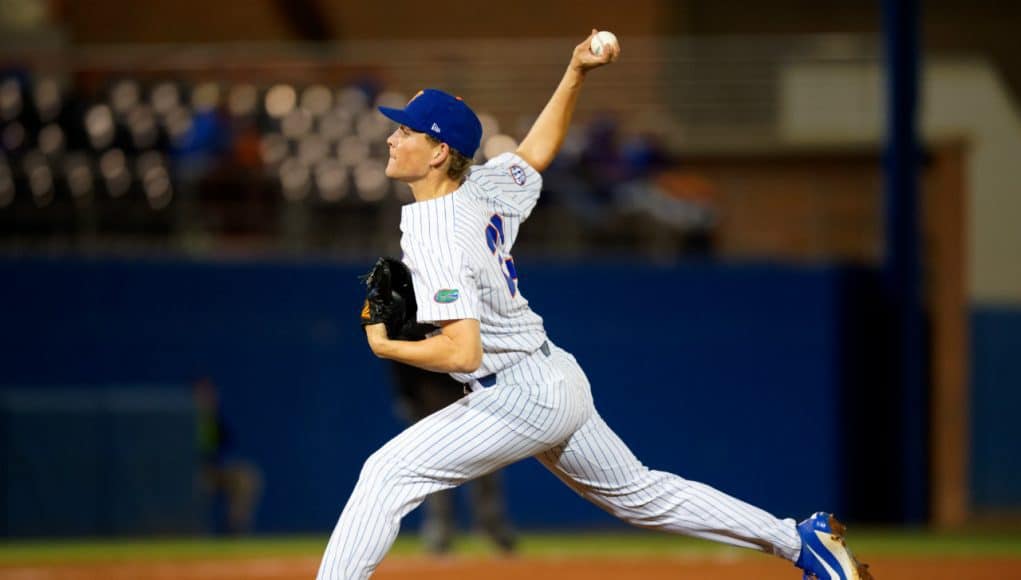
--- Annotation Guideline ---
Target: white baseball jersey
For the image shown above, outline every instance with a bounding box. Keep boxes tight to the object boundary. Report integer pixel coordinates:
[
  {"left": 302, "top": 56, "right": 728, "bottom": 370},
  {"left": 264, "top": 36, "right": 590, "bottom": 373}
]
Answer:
[
  {"left": 318, "top": 154, "right": 803, "bottom": 580},
  {"left": 398, "top": 152, "right": 547, "bottom": 383}
]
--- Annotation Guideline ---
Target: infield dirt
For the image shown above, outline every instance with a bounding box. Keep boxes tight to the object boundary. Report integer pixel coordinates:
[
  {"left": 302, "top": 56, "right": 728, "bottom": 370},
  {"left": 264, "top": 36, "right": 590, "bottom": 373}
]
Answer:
[{"left": 2, "top": 555, "right": 1019, "bottom": 579}]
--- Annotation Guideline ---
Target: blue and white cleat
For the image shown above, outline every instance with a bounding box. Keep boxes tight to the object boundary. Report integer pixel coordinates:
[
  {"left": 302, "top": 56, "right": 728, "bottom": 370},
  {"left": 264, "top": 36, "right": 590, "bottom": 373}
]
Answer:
[{"left": 794, "top": 512, "right": 873, "bottom": 579}]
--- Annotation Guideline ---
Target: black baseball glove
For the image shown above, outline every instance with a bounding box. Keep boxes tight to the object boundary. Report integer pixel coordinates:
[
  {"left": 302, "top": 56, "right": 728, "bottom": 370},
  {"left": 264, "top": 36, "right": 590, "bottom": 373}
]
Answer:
[{"left": 359, "top": 257, "right": 437, "bottom": 340}]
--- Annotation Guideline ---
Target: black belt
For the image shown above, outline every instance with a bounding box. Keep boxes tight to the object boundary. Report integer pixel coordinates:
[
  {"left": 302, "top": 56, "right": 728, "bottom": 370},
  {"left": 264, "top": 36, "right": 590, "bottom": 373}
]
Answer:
[{"left": 467, "top": 340, "right": 551, "bottom": 392}]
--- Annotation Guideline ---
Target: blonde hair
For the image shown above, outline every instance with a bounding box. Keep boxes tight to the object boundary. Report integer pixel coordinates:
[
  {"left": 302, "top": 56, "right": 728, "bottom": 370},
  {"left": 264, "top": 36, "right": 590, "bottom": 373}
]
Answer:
[{"left": 426, "top": 135, "right": 473, "bottom": 183}]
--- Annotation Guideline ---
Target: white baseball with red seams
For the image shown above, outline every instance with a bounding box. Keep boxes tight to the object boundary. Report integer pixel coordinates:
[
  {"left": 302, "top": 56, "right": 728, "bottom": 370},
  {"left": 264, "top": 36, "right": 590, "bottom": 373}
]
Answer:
[{"left": 590, "top": 30, "right": 620, "bottom": 59}]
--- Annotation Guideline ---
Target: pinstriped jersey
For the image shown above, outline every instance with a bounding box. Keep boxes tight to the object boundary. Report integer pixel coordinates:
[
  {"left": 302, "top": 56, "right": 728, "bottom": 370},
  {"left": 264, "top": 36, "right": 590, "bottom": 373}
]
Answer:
[{"left": 399, "top": 152, "right": 546, "bottom": 383}]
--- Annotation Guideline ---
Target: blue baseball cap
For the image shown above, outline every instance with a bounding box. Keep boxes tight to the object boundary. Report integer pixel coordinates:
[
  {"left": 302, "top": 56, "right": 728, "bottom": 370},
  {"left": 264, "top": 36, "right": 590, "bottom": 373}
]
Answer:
[{"left": 378, "top": 89, "right": 482, "bottom": 158}]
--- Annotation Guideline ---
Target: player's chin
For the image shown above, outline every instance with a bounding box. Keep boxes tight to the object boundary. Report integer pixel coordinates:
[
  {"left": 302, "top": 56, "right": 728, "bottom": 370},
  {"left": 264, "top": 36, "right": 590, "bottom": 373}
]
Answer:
[
  {"left": 384, "top": 161, "right": 421, "bottom": 183},
  {"left": 383, "top": 159, "right": 398, "bottom": 178}
]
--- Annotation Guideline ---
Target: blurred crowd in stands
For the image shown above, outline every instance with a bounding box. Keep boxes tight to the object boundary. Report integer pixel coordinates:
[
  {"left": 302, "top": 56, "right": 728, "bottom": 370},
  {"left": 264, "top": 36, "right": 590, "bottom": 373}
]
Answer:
[{"left": 0, "top": 71, "right": 716, "bottom": 258}]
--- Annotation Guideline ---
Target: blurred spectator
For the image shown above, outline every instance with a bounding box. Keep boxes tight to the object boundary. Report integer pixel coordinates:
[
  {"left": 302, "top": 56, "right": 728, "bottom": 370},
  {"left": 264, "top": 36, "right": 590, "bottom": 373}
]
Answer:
[
  {"left": 390, "top": 362, "right": 517, "bottom": 554},
  {"left": 613, "top": 132, "right": 718, "bottom": 253},
  {"left": 194, "top": 376, "right": 263, "bottom": 535},
  {"left": 543, "top": 115, "right": 624, "bottom": 227},
  {"left": 620, "top": 132, "right": 670, "bottom": 180}
]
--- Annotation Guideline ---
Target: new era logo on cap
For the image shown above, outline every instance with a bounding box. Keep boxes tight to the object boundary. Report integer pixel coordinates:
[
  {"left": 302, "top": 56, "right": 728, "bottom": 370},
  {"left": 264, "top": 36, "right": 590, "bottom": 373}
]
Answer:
[{"left": 378, "top": 89, "right": 482, "bottom": 157}]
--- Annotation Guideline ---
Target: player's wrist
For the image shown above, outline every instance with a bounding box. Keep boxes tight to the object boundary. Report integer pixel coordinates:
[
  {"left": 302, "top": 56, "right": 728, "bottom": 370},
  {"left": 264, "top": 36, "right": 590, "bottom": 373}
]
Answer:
[
  {"left": 565, "top": 63, "right": 587, "bottom": 81},
  {"left": 364, "top": 324, "right": 391, "bottom": 356}
]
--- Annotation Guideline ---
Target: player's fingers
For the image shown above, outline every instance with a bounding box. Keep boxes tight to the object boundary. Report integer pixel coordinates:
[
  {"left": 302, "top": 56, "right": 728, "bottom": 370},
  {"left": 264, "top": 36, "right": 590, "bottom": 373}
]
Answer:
[
  {"left": 607, "top": 42, "right": 621, "bottom": 62},
  {"left": 593, "top": 47, "right": 614, "bottom": 65},
  {"left": 595, "top": 37, "right": 620, "bottom": 63}
]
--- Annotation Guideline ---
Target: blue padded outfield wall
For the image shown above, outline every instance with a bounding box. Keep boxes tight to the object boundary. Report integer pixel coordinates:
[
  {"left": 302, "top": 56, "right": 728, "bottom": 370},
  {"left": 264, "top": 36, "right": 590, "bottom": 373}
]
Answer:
[
  {"left": 970, "top": 306, "right": 1021, "bottom": 511},
  {"left": 1, "top": 256, "right": 878, "bottom": 535},
  {"left": 0, "top": 387, "right": 198, "bottom": 536}
]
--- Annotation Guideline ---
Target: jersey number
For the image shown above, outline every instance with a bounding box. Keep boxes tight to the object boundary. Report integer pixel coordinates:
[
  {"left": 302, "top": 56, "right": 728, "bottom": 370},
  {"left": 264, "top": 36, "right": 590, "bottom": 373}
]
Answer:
[{"left": 485, "top": 214, "right": 518, "bottom": 297}]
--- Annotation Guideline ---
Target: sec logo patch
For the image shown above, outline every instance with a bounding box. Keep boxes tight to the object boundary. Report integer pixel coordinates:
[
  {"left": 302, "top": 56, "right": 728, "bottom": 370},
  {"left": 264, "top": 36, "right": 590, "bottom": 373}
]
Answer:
[{"left": 509, "top": 165, "right": 527, "bottom": 186}]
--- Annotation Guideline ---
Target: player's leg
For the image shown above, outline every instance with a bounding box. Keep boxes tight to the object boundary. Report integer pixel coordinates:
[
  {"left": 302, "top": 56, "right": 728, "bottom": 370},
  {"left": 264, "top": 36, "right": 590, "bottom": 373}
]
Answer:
[
  {"left": 540, "top": 346, "right": 871, "bottom": 579},
  {"left": 223, "top": 460, "right": 262, "bottom": 535},
  {"left": 536, "top": 410, "right": 802, "bottom": 560},
  {"left": 317, "top": 376, "right": 585, "bottom": 580},
  {"left": 535, "top": 345, "right": 801, "bottom": 560}
]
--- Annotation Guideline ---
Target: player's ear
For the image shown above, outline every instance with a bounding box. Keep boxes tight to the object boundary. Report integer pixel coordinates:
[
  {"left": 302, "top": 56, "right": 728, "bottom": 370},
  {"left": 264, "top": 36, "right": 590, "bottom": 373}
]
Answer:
[{"left": 430, "top": 142, "right": 450, "bottom": 169}]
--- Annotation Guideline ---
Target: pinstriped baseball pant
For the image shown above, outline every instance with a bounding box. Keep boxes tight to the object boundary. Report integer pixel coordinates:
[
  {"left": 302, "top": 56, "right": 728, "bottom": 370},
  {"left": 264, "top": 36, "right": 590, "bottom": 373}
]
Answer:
[{"left": 317, "top": 343, "right": 802, "bottom": 579}]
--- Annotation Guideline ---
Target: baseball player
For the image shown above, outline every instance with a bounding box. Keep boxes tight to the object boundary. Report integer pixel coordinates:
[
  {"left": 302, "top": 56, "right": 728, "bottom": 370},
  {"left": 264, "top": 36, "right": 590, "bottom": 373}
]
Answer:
[{"left": 318, "top": 31, "right": 872, "bottom": 580}]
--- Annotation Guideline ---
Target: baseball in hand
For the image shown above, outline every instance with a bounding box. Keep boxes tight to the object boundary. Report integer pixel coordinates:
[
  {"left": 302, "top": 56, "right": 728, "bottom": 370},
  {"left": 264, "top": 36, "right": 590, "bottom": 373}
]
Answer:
[{"left": 590, "top": 30, "right": 620, "bottom": 60}]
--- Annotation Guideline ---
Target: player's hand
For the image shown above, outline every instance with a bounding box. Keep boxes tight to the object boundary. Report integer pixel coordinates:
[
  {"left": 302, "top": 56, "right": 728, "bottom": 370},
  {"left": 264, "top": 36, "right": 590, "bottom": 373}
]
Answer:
[
  {"left": 364, "top": 323, "right": 389, "bottom": 356},
  {"left": 569, "top": 29, "right": 619, "bottom": 74}
]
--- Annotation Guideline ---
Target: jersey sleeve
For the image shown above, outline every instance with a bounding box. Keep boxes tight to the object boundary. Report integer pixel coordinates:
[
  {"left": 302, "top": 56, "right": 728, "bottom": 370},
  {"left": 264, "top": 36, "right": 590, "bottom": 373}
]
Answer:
[
  {"left": 406, "top": 243, "right": 480, "bottom": 324},
  {"left": 466, "top": 152, "right": 543, "bottom": 220}
]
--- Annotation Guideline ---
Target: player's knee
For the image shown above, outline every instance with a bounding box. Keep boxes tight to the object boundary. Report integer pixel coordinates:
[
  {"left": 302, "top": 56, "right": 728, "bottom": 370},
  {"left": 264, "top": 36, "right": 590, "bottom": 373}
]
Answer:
[
  {"left": 358, "top": 449, "right": 390, "bottom": 481},
  {"left": 598, "top": 495, "right": 671, "bottom": 527},
  {"left": 357, "top": 448, "right": 406, "bottom": 491}
]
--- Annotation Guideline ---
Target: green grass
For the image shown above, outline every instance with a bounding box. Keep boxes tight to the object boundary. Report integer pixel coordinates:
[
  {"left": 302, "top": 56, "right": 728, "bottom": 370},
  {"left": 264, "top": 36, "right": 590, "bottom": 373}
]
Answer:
[{"left": 1, "top": 529, "right": 1019, "bottom": 565}]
